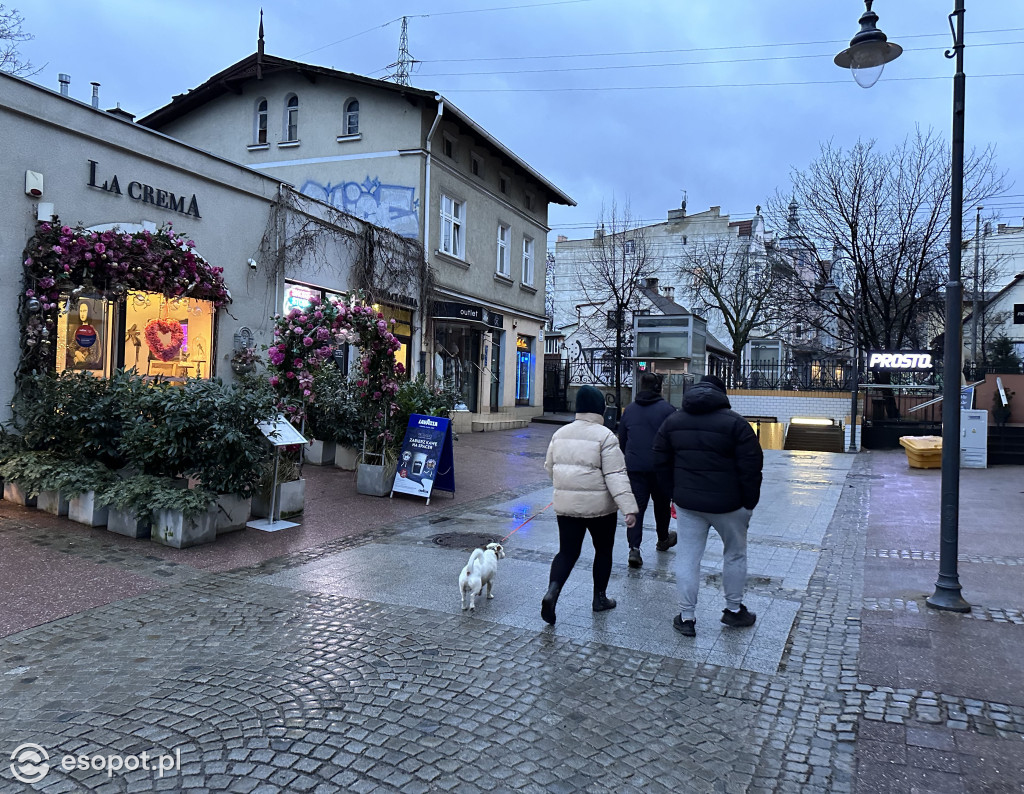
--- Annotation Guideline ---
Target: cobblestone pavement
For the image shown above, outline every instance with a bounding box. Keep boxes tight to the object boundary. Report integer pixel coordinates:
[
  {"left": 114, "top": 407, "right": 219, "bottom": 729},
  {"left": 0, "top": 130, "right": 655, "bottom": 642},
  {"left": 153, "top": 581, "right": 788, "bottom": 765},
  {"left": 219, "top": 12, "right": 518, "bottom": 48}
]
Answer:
[{"left": 0, "top": 428, "right": 1021, "bottom": 793}]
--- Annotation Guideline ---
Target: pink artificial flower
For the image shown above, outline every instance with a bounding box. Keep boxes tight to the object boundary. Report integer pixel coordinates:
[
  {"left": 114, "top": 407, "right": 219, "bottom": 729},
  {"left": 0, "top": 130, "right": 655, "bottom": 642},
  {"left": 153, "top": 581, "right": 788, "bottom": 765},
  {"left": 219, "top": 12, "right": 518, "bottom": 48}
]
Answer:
[
  {"left": 94, "top": 243, "right": 105, "bottom": 254},
  {"left": 286, "top": 371, "right": 295, "bottom": 379},
  {"left": 269, "top": 376, "right": 280, "bottom": 386},
  {"left": 52, "top": 245, "right": 63, "bottom": 255},
  {"left": 303, "top": 337, "right": 313, "bottom": 347}
]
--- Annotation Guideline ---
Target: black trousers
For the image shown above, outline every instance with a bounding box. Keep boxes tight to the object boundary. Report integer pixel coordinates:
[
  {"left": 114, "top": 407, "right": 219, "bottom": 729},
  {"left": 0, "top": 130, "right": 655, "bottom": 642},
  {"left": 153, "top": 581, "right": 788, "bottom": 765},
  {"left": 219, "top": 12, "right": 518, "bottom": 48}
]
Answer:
[
  {"left": 626, "top": 470, "right": 671, "bottom": 549},
  {"left": 549, "top": 513, "right": 617, "bottom": 594}
]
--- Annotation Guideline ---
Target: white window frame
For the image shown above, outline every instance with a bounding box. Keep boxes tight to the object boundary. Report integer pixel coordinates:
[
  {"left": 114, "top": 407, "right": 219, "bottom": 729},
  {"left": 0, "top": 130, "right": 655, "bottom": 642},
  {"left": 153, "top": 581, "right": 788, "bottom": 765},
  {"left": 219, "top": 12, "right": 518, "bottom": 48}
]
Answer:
[
  {"left": 522, "top": 235, "right": 535, "bottom": 286},
  {"left": 284, "top": 94, "right": 299, "bottom": 142},
  {"left": 344, "top": 98, "right": 359, "bottom": 135},
  {"left": 624, "top": 239, "right": 635, "bottom": 254},
  {"left": 255, "top": 98, "right": 268, "bottom": 144},
  {"left": 440, "top": 195, "right": 464, "bottom": 259},
  {"left": 496, "top": 224, "right": 510, "bottom": 276}
]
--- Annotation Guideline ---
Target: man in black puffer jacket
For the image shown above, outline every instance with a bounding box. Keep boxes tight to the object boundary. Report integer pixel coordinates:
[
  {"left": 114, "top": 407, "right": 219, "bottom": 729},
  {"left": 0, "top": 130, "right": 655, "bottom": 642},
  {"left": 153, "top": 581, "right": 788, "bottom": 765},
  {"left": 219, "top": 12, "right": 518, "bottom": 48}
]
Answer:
[
  {"left": 652, "top": 374, "right": 763, "bottom": 637},
  {"left": 618, "top": 372, "right": 677, "bottom": 568}
]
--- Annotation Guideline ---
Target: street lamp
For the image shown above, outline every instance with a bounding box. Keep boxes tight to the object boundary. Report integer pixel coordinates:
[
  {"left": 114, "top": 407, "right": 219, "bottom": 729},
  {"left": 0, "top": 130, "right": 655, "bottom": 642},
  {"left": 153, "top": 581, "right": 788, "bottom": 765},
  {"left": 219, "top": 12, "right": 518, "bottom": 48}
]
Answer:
[{"left": 836, "top": 1, "right": 971, "bottom": 612}]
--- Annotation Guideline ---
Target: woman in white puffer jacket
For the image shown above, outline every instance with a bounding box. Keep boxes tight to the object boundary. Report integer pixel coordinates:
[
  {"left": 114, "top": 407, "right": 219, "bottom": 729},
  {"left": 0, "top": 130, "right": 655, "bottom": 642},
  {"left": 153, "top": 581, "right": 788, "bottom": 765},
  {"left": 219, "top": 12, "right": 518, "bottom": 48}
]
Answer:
[{"left": 541, "top": 385, "right": 638, "bottom": 625}]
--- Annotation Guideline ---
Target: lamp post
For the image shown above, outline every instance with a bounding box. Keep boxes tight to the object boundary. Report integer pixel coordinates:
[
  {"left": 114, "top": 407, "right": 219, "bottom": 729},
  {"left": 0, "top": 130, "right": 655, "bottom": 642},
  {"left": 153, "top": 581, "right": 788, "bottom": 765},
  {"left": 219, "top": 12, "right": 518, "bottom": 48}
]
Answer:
[{"left": 836, "top": 0, "right": 971, "bottom": 612}]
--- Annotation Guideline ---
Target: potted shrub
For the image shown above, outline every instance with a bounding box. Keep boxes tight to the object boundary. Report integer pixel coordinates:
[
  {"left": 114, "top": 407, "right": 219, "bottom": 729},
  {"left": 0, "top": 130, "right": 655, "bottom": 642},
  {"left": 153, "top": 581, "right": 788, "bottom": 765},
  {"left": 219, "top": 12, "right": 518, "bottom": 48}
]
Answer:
[
  {"left": 331, "top": 375, "right": 363, "bottom": 470},
  {"left": 0, "top": 450, "right": 53, "bottom": 507},
  {"left": 147, "top": 480, "right": 218, "bottom": 549},
  {"left": 96, "top": 475, "right": 161, "bottom": 539},
  {"left": 183, "top": 379, "right": 274, "bottom": 533},
  {"left": 251, "top": 452, "right": 305, "bottom": 519},
  {"left": 64, "top": 462, "right": 118, "bottom": 527}
]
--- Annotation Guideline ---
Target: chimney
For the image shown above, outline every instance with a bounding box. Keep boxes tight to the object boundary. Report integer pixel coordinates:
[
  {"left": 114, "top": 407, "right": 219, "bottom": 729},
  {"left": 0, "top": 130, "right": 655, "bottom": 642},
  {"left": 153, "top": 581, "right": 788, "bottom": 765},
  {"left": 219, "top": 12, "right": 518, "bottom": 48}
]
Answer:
[
  {"left": 90, "top": 82, "right": 100, "bottom": 108},
  {"left": 557, "top": 235, "right": 568, "bottom": 242},
  {"left": 643, "top": 276, "right": 659, "bottom": 290},
  {"left": 710, "top": 206, "right": 721, "bottom": 216},
  {"left": 58, "top": 74, "right": 71, "bottom": 96},
  {"left": 662, "top": 285, "right": 675, "bottom": 301},
  {"left": 593, "top": 224, "right": 604, "bottom": 241}
]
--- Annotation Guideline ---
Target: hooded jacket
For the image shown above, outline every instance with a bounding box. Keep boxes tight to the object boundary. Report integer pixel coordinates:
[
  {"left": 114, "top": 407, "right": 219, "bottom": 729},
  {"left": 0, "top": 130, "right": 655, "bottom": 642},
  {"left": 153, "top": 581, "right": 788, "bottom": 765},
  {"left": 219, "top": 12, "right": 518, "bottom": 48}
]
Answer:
[
  {"left": 618, "top": 391, "right": 676, "bottom": 472},
  {"left": 545, "top": 413, "right": 639, "bottom": 518},
  {"left": 652, "top": 381, "right": 763, "bottom": 513}
]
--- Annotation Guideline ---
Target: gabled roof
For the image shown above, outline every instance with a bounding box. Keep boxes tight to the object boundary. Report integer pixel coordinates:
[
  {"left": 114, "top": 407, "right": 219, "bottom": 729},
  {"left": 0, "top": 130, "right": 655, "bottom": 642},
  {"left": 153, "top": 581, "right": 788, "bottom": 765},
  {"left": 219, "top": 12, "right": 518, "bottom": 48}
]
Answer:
[{"left": 138, "top": 52, "right": 574, "bottom": 206}]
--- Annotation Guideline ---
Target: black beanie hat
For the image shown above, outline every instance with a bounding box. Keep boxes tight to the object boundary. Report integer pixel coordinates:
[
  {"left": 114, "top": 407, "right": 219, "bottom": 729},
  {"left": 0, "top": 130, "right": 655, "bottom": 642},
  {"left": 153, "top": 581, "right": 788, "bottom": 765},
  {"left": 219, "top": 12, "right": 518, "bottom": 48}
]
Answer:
[
  {"left": 575, "top": 385, "right": 606, "bottom": 415},
  {"left": 701, "top": 374, "right": 727, "bottom": 394}
]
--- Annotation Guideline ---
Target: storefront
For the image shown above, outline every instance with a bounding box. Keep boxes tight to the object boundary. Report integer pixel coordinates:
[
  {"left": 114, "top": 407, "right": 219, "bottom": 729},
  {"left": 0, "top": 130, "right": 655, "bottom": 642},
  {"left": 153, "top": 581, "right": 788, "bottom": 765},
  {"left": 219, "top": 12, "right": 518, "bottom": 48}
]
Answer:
[
  {"left": 432, "top": 300, "right": 504, "bottom": 413},
  {"left": 281, "top": 280, "right": 415, "bottom": 376},
  {"left": 515, "top": 334, "right": 535, "bottom": 406}
]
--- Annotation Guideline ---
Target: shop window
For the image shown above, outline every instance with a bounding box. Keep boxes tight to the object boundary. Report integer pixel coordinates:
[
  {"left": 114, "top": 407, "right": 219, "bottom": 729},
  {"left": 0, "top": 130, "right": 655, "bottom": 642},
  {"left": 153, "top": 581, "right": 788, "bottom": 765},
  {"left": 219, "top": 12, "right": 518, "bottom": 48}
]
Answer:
[
  {"left": 372, "top": 302, "right": 414, "bottom": 376},
  {"left": 435, "top": 324, "right": 480, "bottom": 412},
  {"left": 344, "top": 98, "right": 359, "bottom": 135},
  {"left": 56, "top": 295, "right": 115, "bottom": 378},
  {"left": 490, "top": 331, "right": 502, "bottom": 410},
  {"left": 255, "top": 98, "right": 268, "bottom": 144},
  {"left": 284, "top": 94, "right": 299, "bottom": 142},
  {"left": 440, "top": 194, "right": 464, "bottom": 258},
  {"left": 125, "top": 292, "right": 215, "bottom": 379},
  {"left": 515, "top": 334, "right": 534, "bottom": 406}
]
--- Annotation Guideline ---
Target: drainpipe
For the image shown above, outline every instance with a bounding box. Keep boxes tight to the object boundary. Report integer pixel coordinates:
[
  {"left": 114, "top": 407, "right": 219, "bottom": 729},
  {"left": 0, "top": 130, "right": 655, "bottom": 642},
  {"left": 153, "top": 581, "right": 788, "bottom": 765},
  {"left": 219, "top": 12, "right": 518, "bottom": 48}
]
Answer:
[{"left": 423, "top": 98, "right": 443, "bottom": 379}]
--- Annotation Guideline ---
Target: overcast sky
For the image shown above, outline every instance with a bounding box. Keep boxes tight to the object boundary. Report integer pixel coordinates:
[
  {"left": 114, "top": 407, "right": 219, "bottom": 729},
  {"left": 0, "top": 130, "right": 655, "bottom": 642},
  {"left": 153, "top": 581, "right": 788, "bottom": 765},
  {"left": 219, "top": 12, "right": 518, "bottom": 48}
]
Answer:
[{"left": 15, "top": 0, "right": 1024, "bottom": 246}]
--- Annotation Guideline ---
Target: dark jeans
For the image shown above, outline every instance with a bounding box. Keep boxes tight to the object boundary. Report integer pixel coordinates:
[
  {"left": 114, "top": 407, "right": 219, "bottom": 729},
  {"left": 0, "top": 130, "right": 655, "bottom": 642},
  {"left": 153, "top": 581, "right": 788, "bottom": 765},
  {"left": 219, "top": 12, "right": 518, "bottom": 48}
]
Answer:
[
  {"left": 549, "top": 513, "right": 617, "bottom": 594},
  {"left": 626, "top": 470, "right": 671, "bottom": 549}
]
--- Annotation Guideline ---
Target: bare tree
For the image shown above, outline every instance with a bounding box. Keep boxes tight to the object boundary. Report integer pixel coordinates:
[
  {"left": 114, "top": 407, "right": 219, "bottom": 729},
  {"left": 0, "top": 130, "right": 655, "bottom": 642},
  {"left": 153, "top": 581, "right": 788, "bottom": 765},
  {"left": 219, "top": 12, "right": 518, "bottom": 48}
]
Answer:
[
  {"left": 767, "top": 130, "right": 1005, "bottom": 362},
  {"left": 573, "top": 201, "right": 658, "bottom": 413},
  {"left": 678, "top": 233, "right": 792, "bottom": 362},
  {"left": 1, "top": 5, "right": 37, "bottom": 77}
]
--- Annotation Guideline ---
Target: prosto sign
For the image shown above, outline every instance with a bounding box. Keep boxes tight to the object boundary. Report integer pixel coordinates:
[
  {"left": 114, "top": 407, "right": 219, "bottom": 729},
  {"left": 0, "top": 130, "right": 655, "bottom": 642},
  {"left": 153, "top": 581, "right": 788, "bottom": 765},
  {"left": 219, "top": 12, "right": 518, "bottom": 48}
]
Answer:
[{"left": 867, "top": 350, "right": 934, "bottom": 371}]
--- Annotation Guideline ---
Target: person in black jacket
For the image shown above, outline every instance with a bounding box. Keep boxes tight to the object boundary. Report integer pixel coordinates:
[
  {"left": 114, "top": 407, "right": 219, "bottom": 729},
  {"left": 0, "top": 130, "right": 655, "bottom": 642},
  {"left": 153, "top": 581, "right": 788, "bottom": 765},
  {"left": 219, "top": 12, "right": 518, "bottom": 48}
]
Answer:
[
  {"left": 618, "top": 372, "right": 678, "bottom": 568},
  {"left": 652, "top": 374, "right": 763, "bottom": 637}
]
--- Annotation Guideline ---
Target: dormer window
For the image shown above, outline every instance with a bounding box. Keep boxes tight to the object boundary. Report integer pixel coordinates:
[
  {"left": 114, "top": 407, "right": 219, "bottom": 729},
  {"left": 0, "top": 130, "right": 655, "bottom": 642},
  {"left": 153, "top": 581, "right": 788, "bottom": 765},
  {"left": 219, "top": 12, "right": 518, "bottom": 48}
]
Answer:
[
  {"left": 255, "top": 99, "right": 268, "bottom": 144},
  {"left": 344, "top": 98, "right": 359, "bottom": 135},
  {"left": 285, "top": 94, "right": 299, "bottom": 142}
]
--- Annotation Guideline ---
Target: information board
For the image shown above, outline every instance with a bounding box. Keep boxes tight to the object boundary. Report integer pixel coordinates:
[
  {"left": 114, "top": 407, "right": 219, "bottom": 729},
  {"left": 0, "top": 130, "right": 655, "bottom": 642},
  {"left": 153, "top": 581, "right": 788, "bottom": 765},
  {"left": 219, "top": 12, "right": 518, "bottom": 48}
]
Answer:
[
  {"left": 390, "top": 414, "right": 455, "bottom": 503},
  {"left": 960, "top": 386, "right": 975, "bottom": 410},
  {"left": 257, "top": 414, "right": 308, "bottom": 447}
]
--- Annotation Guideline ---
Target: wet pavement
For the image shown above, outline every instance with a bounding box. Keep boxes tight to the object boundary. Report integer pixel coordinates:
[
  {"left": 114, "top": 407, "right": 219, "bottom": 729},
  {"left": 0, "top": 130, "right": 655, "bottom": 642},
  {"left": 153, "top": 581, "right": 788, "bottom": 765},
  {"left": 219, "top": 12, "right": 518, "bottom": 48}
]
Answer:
[{"left": 0, "top": 424, "right": 1021, "bottom": 793}]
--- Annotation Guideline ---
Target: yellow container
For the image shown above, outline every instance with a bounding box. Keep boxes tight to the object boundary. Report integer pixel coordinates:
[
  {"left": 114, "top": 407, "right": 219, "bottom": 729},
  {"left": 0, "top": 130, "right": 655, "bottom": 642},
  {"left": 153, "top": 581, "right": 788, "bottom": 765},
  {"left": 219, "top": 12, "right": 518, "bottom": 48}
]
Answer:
[{"left": 899, "top": 435, "right": 943, "bottom": 469}]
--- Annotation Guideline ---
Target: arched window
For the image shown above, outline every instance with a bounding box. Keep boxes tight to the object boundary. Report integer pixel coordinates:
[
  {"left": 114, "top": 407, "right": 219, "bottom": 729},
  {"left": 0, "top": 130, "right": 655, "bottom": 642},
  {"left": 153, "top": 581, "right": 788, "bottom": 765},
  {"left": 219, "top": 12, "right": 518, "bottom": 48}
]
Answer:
[
  {"left": 255, "top": 98, "right": 268, "bottom": 144},
  {"left": 344, "top": 98, "right": 359, "bottom": 135},
  {"left": 285, "top": 95, "right": 299, "bottom": 141}
]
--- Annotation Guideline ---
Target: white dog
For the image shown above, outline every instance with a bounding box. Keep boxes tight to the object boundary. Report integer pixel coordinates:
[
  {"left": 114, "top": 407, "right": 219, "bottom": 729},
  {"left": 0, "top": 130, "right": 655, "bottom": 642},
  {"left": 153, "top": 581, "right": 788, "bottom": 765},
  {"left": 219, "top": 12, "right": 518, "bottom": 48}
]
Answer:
[{"left": 459, "top": 542, "right": 505, "bottom": 611}]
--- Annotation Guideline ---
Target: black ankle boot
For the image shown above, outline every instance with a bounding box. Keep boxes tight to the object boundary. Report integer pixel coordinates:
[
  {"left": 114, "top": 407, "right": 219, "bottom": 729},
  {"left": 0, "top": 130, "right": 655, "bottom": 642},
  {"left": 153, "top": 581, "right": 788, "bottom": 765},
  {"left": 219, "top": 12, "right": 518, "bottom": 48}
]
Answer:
[
  {"left": 541, "top": 582, "right": 561, "bottom": 625},
  {"left": 592, "top": 592, "right": 617, "bottom": 612}
]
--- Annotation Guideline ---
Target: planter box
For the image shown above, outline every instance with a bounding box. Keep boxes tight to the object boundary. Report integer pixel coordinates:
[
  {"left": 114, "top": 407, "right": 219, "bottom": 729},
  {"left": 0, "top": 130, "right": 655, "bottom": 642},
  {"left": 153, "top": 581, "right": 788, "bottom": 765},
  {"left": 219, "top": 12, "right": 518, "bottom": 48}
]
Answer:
[
  {"left": 4, "top": 481, "right": 38, "bottom": 508},
  {"left": 37, "top": 489, "right": 70, "bottom": 516},
  {"left": 68, "top": 491, "right": 108, "bottom": 527},
  {"left": 107, "top": 508, "right": 152, "bottom": 539},
  {"left": 356, "top": 463, "right": 396, "bottom": 497},
  {"left": 334, "top": 445, "right": 359, "bottom": 471},
  {"left": 304, "top": 439, "right": 336, "bottom": 466},
  {"left": 251, "top": 479, "right": 305, "bottom": 519},
  {"left": 212, "top": 493, "right": 251, "bottom": 534},
  {"left": 151, "top": 508, "right": 216, "bottom": 549}
]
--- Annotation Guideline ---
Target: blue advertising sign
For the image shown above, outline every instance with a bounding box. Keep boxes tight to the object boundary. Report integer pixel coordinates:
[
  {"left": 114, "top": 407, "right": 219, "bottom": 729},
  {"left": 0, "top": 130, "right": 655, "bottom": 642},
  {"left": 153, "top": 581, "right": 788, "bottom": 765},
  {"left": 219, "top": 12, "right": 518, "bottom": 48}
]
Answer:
[
  {"left": 391, "top": 414, "right": 455, "bottom": 504},
  {"left": 960, "top": 386, "right": 974, "bottom": 410}
]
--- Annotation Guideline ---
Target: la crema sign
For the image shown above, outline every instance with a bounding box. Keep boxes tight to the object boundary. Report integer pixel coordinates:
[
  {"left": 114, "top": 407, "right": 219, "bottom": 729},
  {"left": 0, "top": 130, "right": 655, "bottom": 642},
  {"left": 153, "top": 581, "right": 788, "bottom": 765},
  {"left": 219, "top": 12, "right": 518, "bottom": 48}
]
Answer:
[{"left": 87, "top": 160, "right": 201, "bottom": 218}]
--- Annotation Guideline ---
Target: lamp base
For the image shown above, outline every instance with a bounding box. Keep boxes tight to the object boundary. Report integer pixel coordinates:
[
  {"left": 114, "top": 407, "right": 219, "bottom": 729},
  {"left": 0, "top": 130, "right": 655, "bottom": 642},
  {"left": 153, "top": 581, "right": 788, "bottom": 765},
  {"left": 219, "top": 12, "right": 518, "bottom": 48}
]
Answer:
[{"left": 925, "top": 584, "right": 972, "bottom": 613}]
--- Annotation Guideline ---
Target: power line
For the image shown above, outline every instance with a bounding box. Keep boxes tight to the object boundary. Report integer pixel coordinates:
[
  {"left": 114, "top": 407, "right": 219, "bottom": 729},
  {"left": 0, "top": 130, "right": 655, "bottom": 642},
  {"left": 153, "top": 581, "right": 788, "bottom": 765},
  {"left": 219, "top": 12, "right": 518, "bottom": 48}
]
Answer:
[
  {"left": 415, "top": 41, "right": 1024, "bottom": 79},
  {"left": 434, "top": 72, "right": 1024, "bottom": 93},
  {"left": 418, "top": 31, "right": 1024, "bottom": 66}
]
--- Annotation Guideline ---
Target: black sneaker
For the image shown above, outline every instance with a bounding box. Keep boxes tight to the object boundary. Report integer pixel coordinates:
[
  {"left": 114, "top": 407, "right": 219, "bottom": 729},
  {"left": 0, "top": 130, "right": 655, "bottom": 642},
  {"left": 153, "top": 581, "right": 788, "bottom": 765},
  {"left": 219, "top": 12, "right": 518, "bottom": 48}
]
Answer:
[
  {"left": 673, "top": 614, "right": 696, "bottom": 636},
  {"left": 720, "top": 605, "right": 756, "bottom": 628},
  {"left": 656, "top": 531, "right": 678, "bottom": 552},
  {"left": 628, "top": 547, "right": 643, "bottom": 568}
]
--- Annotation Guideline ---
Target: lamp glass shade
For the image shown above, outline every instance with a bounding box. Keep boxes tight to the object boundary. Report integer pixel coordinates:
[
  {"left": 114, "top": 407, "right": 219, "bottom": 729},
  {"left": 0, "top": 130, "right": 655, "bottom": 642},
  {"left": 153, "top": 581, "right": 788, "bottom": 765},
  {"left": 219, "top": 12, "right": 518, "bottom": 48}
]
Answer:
[{"left": 852, "top": 63, "right": 885, "bottom": 89}]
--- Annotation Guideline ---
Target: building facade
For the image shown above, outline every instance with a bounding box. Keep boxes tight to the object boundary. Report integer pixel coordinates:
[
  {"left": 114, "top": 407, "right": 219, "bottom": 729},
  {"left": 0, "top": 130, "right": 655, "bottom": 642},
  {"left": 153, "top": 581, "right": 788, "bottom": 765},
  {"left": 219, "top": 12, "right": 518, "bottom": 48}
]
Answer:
[
  {"left": 138, "top": 47, "right": 574, "bottom": 429},
  {"left": 1, "top": 71, "right": 417, "bottom": 424}
]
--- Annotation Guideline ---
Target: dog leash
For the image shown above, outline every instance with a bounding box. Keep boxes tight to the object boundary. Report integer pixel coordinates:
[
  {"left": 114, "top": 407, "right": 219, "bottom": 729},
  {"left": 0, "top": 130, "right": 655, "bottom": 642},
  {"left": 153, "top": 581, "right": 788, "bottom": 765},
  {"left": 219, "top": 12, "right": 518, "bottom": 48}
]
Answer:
[{"left": 499, "top": 501, "right": 553, "bottom": 543}]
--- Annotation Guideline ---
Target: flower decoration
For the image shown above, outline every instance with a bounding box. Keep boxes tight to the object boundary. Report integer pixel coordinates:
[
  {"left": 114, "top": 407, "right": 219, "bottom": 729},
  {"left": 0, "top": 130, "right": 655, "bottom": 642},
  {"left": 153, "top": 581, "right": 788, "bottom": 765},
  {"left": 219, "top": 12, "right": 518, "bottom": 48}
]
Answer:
[
  {"left": 19, "top": 218, "right": 231, "bottom": 375},
  {"left": 144, "top": 318, "right": 185, "bottom": 361}
]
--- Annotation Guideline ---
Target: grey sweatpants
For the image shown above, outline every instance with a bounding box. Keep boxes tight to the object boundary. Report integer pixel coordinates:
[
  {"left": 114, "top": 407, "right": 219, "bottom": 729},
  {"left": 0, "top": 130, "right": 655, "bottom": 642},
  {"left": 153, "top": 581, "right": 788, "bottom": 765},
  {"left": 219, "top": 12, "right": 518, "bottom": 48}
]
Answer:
[{"left": 674, "top": 506, "right": 753, "bottom": 620}]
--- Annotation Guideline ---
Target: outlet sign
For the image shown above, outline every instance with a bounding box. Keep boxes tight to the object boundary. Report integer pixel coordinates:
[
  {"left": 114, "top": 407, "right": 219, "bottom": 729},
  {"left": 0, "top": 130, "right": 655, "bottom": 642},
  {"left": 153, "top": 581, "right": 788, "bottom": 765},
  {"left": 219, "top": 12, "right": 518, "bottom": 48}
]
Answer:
[{"left": 867, "top": 350, "right": 934, "bottom": 371}]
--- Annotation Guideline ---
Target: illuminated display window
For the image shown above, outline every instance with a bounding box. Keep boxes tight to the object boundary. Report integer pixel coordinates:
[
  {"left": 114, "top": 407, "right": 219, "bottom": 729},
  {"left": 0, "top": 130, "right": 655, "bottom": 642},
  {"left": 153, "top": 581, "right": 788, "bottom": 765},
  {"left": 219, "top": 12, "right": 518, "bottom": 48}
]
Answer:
[
  {"left": 516, "top": 334, "right": 534, "bottom": 406},
  {"left": 125, "top": 292, "right": 215, "bottom": 379}
]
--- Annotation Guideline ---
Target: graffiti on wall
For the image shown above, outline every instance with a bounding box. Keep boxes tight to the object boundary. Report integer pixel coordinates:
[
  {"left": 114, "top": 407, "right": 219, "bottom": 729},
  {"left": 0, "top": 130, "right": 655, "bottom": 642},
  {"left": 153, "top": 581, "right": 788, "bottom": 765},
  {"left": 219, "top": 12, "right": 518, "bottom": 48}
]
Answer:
[{"left": 300, "top": 176, "right": 419, "bottom": 238}]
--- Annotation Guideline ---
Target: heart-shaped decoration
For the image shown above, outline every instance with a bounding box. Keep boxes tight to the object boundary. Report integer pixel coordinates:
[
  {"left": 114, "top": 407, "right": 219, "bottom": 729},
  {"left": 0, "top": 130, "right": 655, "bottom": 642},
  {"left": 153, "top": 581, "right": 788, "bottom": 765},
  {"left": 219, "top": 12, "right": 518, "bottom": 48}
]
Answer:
[{"left": 144, "top": 318, "right": 185, "bottom": 362}]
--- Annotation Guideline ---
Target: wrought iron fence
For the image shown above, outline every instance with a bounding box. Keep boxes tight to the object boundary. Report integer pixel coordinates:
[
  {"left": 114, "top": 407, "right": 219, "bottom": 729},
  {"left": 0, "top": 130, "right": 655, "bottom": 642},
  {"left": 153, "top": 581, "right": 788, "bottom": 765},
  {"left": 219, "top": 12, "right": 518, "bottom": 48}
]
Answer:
[{"left": 733, "top": 361, "right": 856, "bottom": 392}]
